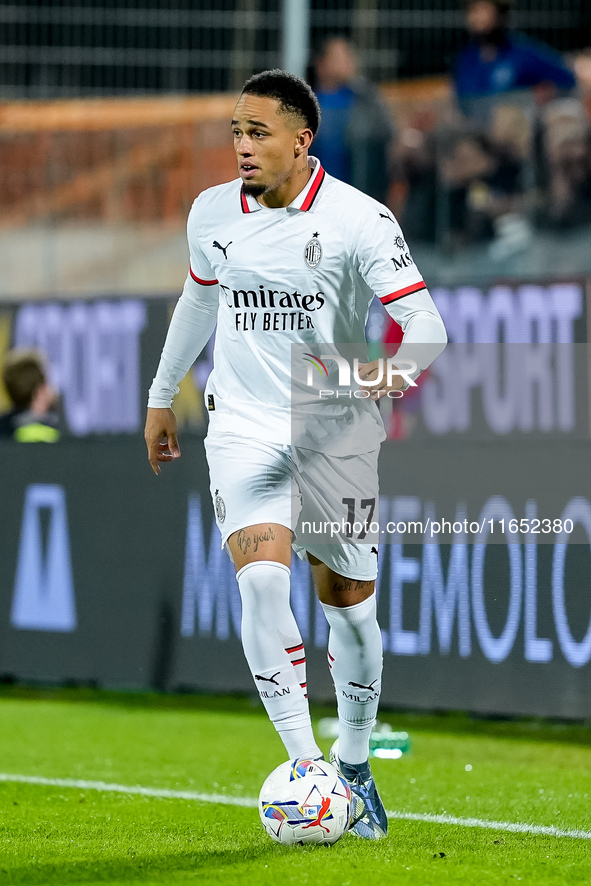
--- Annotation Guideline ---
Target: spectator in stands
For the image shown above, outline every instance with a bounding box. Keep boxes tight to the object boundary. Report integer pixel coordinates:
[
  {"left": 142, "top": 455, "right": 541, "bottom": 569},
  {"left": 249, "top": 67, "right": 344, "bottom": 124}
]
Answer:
[
  {"left": 541, "top": 100, "right": 591, "bottom": 229},
  {"left": 396, "top": 127, "right": 438, "bottom": 243},
  {"left": 311, "top": 37, "right": 395, "bottom": 203},
  {"left": 0, "top": 348, "right": 60, "bottom": 442},
  {"left": 439, "top": 128, "right": 526, "bottom": 250},
  {"left": 573, "top": 49, "right": 591, "bottom": 104},
  {"left": 454, "top": 0, "right": 576, "bottom": 119}
]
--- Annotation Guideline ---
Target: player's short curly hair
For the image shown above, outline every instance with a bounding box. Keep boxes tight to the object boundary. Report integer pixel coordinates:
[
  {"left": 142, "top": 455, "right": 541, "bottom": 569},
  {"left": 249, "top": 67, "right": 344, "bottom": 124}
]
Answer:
[{"left": 242, "top": 69, "right": 321, "bottom": 136}]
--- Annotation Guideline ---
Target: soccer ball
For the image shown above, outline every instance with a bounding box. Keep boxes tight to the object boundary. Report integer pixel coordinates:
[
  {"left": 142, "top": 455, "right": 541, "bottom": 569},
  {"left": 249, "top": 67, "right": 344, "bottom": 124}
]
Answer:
[{"left": 258, "top": 758, "right": 351, "bottom": 845}]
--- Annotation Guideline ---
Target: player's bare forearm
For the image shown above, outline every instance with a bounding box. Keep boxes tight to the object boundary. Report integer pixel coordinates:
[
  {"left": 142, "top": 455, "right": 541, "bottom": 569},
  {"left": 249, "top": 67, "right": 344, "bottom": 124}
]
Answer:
[{"left": 144, "top": 407, "right": 181, "bottom": 475}]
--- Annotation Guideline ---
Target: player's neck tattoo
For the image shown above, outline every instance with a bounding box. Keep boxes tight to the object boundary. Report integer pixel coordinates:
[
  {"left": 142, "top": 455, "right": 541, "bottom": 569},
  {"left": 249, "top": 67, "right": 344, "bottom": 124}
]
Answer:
[{"left": 257, "top": 160, "right": 312, "bottom": 208}]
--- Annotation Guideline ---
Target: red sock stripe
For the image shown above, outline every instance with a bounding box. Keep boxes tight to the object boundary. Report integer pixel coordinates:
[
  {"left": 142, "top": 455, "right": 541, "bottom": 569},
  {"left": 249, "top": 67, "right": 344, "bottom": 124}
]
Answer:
[
  {"left": 300, "top": 682, "right": 307, "bottom": 689},
  {"left": 327, "top": 652, "right": 335, "bottom": 662},
  {"left": 285, "top": 643, "right": 304, "bottom": 654},
  {"left": 292, "top": 657, "right": 306, "bottom": 667}
]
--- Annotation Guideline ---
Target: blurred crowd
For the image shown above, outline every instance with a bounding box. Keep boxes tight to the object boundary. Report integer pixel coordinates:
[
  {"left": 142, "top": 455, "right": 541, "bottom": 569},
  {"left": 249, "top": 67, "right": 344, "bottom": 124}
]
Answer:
[{"left": 311, "top": 0, "right": 591, "bottom": 256}]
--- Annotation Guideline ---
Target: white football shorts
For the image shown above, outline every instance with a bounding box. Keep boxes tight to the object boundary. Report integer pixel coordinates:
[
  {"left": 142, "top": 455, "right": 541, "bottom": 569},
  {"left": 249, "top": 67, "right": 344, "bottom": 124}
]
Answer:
[{"left": 204, "top": 431, "right": 380, "bottom": 581}]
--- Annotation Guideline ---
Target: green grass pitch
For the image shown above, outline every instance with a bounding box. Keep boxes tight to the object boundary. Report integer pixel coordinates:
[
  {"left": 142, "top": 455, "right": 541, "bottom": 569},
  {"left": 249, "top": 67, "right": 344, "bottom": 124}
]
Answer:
[{"left": 1, "top": 687, "right": 591, "bottom": 885}]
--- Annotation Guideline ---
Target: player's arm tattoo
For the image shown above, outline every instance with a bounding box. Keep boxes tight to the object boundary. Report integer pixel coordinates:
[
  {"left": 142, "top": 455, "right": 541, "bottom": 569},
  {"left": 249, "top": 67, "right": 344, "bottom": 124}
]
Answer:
[{"left": 253, "top": 526, "right": 276, "bottom": 553}]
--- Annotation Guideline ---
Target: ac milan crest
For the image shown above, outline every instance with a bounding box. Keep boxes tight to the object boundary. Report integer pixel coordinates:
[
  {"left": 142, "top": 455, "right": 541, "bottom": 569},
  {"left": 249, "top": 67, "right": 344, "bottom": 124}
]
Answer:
[
  {"left": 214, "top": 489, "right": 226, "bottom": 523},
  {"left": 304, "top": 235, "right": 322, "bottom": 268}
]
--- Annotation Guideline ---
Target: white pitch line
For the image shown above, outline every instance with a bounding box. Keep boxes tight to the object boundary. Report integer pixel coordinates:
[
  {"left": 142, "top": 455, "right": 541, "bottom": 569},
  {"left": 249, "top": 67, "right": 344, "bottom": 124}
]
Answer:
[
  {"left": 386, "top": 810, "right": 591, "bottom": 842},
  {"left": 0, "top": 773, "right": 257, "bottom": 809},
  {"left": 1, "top": 772, "right": 590, "bottom": 841}
]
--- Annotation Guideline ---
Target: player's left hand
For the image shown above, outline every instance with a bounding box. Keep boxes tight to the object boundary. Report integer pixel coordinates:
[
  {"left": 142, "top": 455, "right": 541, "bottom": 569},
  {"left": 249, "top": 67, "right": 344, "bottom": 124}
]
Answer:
[
  {"left": 144, "top": 407, "right": 181, "bottom": 475},
  {"left": 357, "top": 359, "right": 405, "bottom": 400}
]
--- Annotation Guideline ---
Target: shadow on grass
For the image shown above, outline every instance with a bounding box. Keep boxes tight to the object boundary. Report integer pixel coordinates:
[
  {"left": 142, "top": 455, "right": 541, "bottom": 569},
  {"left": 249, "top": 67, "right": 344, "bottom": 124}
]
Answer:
[{"left": 4, "top": 838, "right": 280, "bottom": 885}]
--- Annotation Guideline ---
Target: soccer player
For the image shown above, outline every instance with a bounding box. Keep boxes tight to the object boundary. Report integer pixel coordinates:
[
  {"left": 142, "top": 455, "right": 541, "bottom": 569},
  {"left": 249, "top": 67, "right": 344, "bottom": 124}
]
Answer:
[{"left": 145, "top": 70, "right": 447, "bottom": 840}]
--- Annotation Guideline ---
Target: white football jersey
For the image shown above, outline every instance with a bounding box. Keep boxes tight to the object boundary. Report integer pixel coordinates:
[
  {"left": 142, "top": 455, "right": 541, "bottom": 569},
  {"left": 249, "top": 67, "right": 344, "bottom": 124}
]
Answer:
[{"left": 149, "top": 157, "right": 446, "bottom": 449}]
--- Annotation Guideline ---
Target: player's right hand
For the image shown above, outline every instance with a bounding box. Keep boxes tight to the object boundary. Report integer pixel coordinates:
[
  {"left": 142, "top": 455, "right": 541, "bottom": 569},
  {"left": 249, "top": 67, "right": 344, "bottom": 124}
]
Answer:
[{"left": 144, "top": 407, "right": 181, "bottom": 475}]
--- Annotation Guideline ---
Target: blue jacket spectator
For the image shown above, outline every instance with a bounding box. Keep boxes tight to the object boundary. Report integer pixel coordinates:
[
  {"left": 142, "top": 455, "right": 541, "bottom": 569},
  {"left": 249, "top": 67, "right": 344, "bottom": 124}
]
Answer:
[
  {"left": 311, "top": 37, "right": 395, "bottom": 204},
  {"left": 454, "top": 0, "right": 576, "bottom": 116}
]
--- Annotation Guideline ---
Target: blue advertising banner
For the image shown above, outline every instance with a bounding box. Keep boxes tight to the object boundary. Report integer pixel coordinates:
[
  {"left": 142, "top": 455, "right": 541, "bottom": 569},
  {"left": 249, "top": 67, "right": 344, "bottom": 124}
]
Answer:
[{"left": 1, "top": 438, "right": 591, "bottom": 719}]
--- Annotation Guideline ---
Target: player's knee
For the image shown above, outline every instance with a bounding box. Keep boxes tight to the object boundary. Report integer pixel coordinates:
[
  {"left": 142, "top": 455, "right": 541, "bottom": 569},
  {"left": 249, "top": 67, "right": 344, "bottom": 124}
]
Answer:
[{"left": 236, "top": 561, "right": 291, "bottom": 604}]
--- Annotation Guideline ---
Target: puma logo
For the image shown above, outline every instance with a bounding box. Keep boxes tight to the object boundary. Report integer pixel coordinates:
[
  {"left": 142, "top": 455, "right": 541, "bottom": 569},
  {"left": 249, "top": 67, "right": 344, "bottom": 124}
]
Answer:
[
  {"left": 379, "top": 212, "right": 395, "bottom": 224},
  {"left": 255, "top": 672, "right": 280, "bottom": 685},
  {"left": 348, "top": 679, "right": 378, "bottom": 691},
  {"left": 213, "top": 240, "right": 232, "bottom": 260},
  {"left": 302, "top": 796, "right": 331, "bottom": 833}
]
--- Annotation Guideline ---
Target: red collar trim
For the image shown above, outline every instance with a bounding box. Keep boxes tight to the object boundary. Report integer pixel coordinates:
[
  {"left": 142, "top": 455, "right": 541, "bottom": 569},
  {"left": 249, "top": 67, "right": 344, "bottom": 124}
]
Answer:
[
  {"left": 299, "top": 166, "right": 325, "bottom": 212},
  {"left": 239, "top": 160, "right": 325, "bottom": 214}
]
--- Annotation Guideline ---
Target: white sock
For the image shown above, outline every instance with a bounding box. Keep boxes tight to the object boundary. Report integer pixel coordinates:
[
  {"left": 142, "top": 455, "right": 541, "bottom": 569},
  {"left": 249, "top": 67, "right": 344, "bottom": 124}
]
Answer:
[
  {"left": 237, "top": 560, "right": 321, "bottom": 760},
  {"left": 321, "top": 594, "right": 383, "bottom": 766}
]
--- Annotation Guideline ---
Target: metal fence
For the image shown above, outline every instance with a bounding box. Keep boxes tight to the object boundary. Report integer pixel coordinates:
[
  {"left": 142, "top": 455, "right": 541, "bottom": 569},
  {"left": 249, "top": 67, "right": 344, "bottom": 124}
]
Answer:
[{"left": 0, "top": 0, "right": 588, "bottom": 99}]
